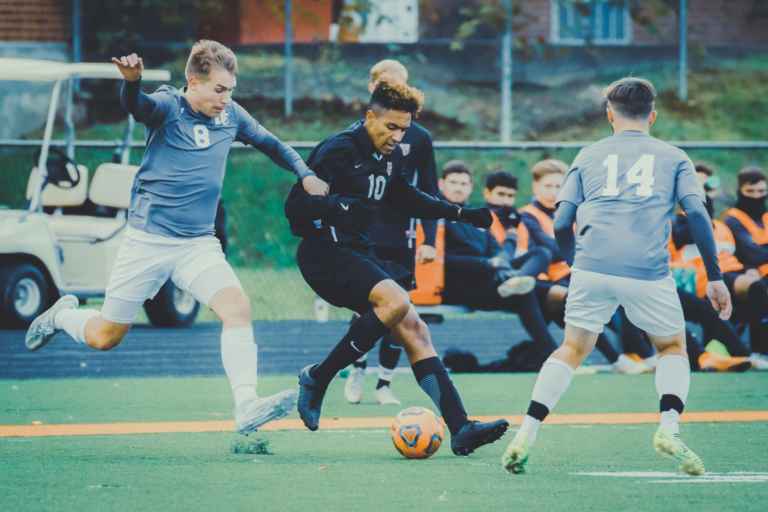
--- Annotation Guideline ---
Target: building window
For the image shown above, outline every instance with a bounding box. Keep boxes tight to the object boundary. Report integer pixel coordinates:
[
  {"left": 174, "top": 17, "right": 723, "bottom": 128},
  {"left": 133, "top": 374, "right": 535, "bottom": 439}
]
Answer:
[{"left": 550, "top": 0, "right": 631, "bottom": 45}]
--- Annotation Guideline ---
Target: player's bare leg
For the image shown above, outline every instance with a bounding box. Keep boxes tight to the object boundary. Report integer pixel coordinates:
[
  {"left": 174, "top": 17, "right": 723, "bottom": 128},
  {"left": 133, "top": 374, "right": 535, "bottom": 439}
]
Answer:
[
  {"left": 209, "top": 285, "right": 296, "bottom": 434},
  {"left": 502, "top": 324, "right": 597, "bottom": 473},
  {"left": 391, "top": 304, "right": 509, "bottom": 456},
  {"left": 26, "top": 295, "right": 130, "bottom": 351},
  {"left": 649, "top": 332, "right": 705, "bottom": 475}
]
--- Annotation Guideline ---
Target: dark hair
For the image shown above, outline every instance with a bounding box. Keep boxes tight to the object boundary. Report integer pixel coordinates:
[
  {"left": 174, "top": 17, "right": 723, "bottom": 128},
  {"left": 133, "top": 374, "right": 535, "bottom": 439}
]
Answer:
[
  {"left": 485, "top": 171, "right": 518, "bottom": 191},
  {"left": 604, "top": 77, "right": 656, "bottom": 119},
  {"left": 442, "top": 160, "right": 472, "bottom": 179},
  {"left": 369, "top": 80, "right": 424, "bottom": 115},
  {"left": 185, "top": 39, "right": 238, "bottom": 78},
  {"left": 694, "top": 163, "right": 714, "bottom": 176},
  {"left": 738, "top": 166, "right": 767, "bottom": 188}
]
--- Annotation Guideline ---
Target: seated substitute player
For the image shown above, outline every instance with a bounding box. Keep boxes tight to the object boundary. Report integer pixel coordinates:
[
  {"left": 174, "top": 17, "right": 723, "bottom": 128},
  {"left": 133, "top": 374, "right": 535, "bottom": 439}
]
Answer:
[
  {"left": 672, "top": 164, "right": 768, "bottom": 369},
  {"left": 502, "top": 77, "right": 732, "bottom": 476},
  {"left": 483, "top": 170, "right": 553, "bottom": 275},
  {"left": 25, "top": 41, "right": 330, "bottom": 435},
  {"left": 345, "top": 59, "right": 440, "bottom": 407},
  {"left": 438, "top": 162, "right": 558, "bottom": 361},
  {"left": 285, "top": 81, "right": 509, "bottom": 455}
]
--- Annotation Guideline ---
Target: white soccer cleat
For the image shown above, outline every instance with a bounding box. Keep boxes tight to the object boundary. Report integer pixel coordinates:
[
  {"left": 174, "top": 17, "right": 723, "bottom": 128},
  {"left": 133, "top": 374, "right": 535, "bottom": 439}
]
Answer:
[
  {"left": 25, "top": 294, "right": 79, "bottom": 351},
  {"left": 653, "top": 426, "right": 705, "bottom": 476},
  {"left": 497, "top": 276, "right": 536, "bottom": 298},
  {"left": 374, "top": 385, "right": 401, "bottom": 405},
  {"left": 235, "top": 389, "right": 297, "bottom": 435},
  {"left": 613, "top": 354, "right": 650, "bottom": 375},
  {"left": 501, "top": 430, "right": 530, "bottom": 474},
  {"left": 749, "top": 353, "right": 768, "bottom": 371},
  {"left": 344, "top": 367, "right": 365, "bottom": 404}
]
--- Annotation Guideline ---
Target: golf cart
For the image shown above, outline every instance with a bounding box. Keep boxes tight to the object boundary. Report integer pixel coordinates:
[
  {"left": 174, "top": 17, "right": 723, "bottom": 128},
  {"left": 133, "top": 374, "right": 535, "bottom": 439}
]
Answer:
[{"left": 0, "top": 58, "right": 200, "bottom": 328}]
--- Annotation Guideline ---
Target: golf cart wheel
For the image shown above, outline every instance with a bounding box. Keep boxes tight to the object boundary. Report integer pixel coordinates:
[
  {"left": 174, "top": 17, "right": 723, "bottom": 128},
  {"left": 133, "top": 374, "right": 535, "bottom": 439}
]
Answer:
[
  {"left": 0, "top": 263, "right": 52, "bottom": 328},
  {"left": 144, "top": 280, "right": 200, "bottom": 328}
]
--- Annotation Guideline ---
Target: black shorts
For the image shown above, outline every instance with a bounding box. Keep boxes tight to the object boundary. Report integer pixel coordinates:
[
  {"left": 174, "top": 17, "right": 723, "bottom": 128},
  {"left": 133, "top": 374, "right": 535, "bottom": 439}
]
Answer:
[
  {"left": 297, "top": 238, "right": 411, "bottom": 314},
  {"left": 374, "top": 245, "right": 416, "bottom": 290}
]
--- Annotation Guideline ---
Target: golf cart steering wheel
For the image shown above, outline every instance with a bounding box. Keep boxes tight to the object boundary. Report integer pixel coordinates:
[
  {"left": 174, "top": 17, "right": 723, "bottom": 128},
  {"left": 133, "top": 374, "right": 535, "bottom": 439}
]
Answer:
[{"left": 34, "top": 147, "right": 82, "bottom": 189}]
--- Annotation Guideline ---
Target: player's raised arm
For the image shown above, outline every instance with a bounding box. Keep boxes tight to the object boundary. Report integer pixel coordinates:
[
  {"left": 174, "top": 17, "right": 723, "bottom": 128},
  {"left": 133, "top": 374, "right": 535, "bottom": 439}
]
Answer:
[
  {"left": 235, "top": 105, "right": 328, "bottom": 196},
  {"left": 112, "top": 53, "right": 172, "bottom": 126}
]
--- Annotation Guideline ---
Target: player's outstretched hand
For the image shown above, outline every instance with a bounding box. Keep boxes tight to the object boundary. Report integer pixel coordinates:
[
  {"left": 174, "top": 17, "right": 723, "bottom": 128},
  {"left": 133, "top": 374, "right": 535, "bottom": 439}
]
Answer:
[
  {"left": 302, "top": 174, "right": 329, "bottom": 196},
  {"left": 459, "top": 207, "right": 493, "bottom": 228},
  {"left": 706, "top": 280, "right": 732, "bottom": 320},
  {"left": 111, "top": 53, "right": 144, "bottom": 82}
]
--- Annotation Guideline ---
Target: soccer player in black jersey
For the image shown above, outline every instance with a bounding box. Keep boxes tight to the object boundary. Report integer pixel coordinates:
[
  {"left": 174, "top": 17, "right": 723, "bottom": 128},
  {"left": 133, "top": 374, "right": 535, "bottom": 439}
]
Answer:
[
  {"left": 285, "top": 81, "right": 510, "bottom": 455},
  {"left": 344, "top": 59, "right": 439, "bottom": 406}
]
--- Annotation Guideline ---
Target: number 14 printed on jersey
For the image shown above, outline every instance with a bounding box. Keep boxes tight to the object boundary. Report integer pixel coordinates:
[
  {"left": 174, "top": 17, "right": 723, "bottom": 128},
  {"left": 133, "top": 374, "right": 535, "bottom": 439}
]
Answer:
[{"left": 602, "top": 154, "right": 655, "bottom": 197}]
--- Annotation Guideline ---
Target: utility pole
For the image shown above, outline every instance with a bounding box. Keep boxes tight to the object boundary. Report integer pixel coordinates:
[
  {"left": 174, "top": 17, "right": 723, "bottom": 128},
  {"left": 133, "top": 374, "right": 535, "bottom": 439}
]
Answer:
[
  {"left": 284, "top": 0, "right": 294, "bottom": 117},
  {"left": 500, "top": 0, "right": 513, "bottom": 142},
  {"left": 678, "top": 0, "right": 688, "bottom": 101}
]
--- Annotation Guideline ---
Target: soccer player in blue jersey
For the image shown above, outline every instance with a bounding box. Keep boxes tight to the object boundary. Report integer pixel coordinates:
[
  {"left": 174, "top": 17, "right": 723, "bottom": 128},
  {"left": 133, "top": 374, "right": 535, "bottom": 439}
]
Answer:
[
  {"left": 25, "top": 40, "right": 329, "bottom": 435},
  {"left": 501, "top": 77, "right": 732, "bottom": 476}
]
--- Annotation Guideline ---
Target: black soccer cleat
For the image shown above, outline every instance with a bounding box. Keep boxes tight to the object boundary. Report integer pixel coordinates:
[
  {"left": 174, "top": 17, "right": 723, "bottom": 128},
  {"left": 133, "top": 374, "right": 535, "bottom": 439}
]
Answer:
[
  {"left": 297, "top": 364, "right": 327, "bottom": 431},
  {"left": 451, "top": 419, "right": 510, "bottom": 456}
]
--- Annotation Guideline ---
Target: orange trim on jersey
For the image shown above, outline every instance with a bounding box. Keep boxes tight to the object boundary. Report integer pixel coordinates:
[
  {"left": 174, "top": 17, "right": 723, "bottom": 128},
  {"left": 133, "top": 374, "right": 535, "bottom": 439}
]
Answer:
[
  {"left": 489, "top": 211, "right": 506, "bottom": 246},
  {"left": 521, "top": 203, "right": 571, "bottom": 281},
  {"left": 723, "top": 208, "right": 768, "bottom": 276},
  {"left": 410, "top": 221, "right": 446, "bottom": 305},
  {"left": 675, "top": 220, "right": 745, "bottom": 297}
]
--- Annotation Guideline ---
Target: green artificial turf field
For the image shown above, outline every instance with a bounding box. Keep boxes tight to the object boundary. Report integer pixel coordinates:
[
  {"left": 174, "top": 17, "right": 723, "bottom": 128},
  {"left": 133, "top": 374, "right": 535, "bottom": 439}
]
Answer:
[{"left": 2, "top": 373, "right": 767, "bottom": 511}]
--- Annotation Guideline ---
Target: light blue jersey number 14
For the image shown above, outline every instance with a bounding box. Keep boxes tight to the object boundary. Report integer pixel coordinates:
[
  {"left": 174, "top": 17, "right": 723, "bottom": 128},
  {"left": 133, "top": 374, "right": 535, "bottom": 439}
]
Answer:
[{"left": 601, "top": 154, "right": 655, "bottom": 197}]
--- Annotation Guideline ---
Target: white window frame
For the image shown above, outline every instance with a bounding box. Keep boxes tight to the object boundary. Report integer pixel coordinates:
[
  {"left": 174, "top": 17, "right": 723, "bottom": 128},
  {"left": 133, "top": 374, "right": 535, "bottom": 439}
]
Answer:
[{"left": 550, "top": 0, "right": 632, "bottom": 46}]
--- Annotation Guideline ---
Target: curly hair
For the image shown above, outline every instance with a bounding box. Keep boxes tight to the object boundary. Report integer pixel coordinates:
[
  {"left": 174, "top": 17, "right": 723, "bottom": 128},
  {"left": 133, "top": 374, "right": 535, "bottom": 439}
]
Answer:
[
  {"left": 369, "top": 80, "right": 424, "bottom": 115},
  {"left": 185, "top": 39, "right": 238, "bottom": 79}
]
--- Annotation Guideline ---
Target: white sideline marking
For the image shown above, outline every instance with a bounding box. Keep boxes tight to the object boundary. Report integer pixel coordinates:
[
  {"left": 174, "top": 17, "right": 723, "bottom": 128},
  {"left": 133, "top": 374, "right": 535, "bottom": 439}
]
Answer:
[{"left": 575, "top": 471, "right": 768, "bottom": 484}]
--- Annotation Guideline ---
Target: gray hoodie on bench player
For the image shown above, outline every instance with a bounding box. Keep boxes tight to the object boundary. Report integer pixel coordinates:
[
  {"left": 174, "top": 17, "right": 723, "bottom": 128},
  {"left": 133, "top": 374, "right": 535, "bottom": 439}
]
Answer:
[{"left": 120, "top": 81, "right": 313, "bottom": 238}]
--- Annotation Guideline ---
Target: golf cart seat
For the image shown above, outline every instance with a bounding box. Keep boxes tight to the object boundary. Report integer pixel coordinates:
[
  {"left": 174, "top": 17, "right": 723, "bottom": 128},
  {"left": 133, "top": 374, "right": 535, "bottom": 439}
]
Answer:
[
  {"left": 45, "top": 164, "right": 139, "bottom": 242},
  {"left": 26, "top": 165, "right": 89, "bottom": 208},
  {"left": 89, "top": 163, "right": 139, "bottom": 209}
]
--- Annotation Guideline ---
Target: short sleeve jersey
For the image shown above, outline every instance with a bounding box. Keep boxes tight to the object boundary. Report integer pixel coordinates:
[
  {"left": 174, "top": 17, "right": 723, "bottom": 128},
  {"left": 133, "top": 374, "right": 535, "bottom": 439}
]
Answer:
[{"left": 557, "top": 130, "right": 704, "bottom": 280}]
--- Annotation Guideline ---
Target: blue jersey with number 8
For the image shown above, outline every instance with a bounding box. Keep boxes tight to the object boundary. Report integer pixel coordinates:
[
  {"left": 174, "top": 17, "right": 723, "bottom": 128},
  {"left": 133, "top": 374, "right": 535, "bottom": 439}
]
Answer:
[{"left": 557, "top": 130, "right": 704, "bottom": 280}]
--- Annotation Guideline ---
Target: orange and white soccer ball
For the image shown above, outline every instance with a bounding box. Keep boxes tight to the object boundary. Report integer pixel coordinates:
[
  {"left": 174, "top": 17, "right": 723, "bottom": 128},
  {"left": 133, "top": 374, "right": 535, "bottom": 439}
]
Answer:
[{"left": 390, "top": 406, "right": 445, "bottom": 459}]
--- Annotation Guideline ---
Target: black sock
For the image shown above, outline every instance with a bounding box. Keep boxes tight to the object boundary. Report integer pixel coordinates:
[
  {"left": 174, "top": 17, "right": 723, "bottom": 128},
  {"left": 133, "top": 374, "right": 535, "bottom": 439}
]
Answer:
[
  {"left": 353, "top": 359, "right": 368, "bottom": 370},
  {"left": 378, "top": 335, "right": 401, "bottom": 370},
  {"left": 527, "top": 400, "right": 550, "bottom": 421},
  {"left": 660, "top": 394, "right": 685, "bottom": 414},
  {"left": 311, "top": 310, "right": 389, "bottom": 386},
  {"left": 412, "top": 357, "right": 469, "bottom": 435}
]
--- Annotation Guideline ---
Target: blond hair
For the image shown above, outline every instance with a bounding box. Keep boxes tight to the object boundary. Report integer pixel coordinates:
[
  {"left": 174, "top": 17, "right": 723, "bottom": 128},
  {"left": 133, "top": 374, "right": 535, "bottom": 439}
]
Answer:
[
  {"left": 531, "top": 159, "right": 567, "bottom": 182},
  {"left": 369, "top": 59, "right": 408, "bottom": 85},
  {"left": 185, "top": 40, "right": 238, "bottom": 79}
]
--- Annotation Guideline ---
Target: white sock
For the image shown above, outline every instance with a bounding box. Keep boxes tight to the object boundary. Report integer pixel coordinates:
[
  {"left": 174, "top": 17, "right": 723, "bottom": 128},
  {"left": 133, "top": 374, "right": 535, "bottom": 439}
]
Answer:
[
  {"left": 378, "top": 365, "right": 395, "bottom": 383},
  {"left": 221, "top": 326, "right": 258, "bottom": 408},
  {"left": 655, "top": 355, "right": 690, "bottom": 434},
  {"left": 523, "top": 357, "right": 574, "bottom": 445},
  {"left": 54, "top": 308, "right": 99, "bottom": 344}
]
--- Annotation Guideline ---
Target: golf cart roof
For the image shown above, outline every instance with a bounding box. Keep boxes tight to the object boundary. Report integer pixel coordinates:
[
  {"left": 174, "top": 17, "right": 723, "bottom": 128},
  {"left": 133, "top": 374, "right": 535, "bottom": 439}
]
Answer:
[{"left": 0, "top": 58, "right": 170, "bottom": 82}]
